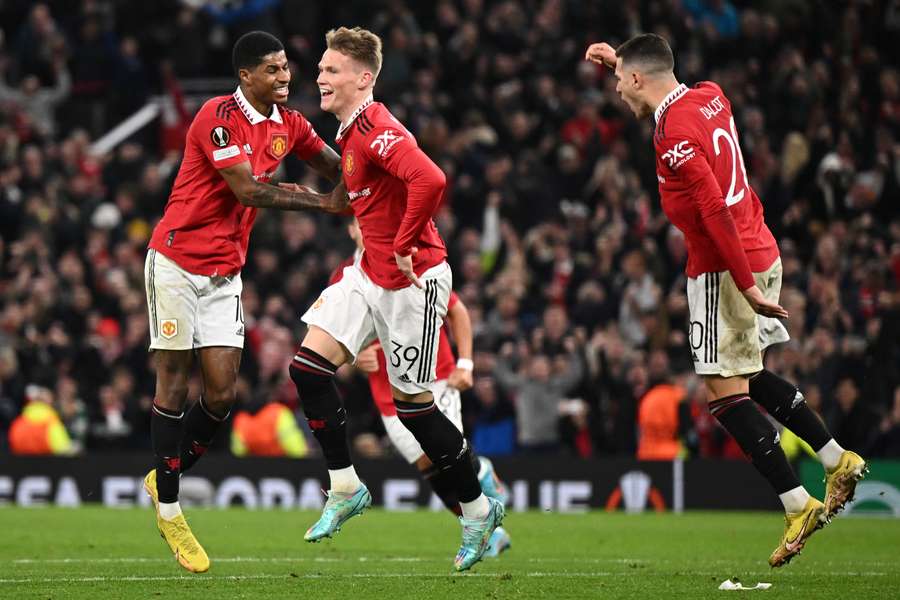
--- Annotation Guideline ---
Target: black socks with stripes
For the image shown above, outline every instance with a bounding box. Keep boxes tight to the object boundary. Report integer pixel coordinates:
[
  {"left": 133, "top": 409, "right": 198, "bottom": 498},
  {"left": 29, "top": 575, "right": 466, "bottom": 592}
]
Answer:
[
  {"left": 750, "top": 370, "right": 832, "bottom": 451},
  {"left": 289, "top": 347, "right": 353, "bottom": 470},
  {"left": 395, "top": 398, "right": 483, "bottom": 503},
  {"left": 151, "top": 403, "right": 183, "bottom": 503},
  {"left": 179, "top": 397, "right": 228, "bottom": 473},
  {"left": 709, "top": 394, "right": 800, "bottom": 494}
]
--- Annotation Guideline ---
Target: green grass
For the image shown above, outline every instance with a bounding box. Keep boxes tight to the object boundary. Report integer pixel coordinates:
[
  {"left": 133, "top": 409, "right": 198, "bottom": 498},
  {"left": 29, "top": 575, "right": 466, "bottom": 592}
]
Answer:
[{"left": 1, "top": 507, "right": 897, "bottom": 599}]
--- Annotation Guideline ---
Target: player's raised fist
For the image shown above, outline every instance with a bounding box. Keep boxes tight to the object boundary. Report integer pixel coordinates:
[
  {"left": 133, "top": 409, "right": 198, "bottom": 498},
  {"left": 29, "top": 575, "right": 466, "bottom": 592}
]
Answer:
[{"left": 585, "top": 42, "right": 617, "bottom": 68}]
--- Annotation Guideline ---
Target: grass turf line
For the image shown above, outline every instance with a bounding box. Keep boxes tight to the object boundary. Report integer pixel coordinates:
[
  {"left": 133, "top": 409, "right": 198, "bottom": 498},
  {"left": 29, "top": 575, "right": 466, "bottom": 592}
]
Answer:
[{"left": 0, "top": 507, "right": 897, "bottom": 599}]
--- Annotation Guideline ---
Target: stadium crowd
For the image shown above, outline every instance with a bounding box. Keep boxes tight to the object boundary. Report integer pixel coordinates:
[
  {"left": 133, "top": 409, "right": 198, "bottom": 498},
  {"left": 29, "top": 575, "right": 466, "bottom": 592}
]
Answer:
[{"left": 1, "top": 0, "right": 899, "bottom": 460}]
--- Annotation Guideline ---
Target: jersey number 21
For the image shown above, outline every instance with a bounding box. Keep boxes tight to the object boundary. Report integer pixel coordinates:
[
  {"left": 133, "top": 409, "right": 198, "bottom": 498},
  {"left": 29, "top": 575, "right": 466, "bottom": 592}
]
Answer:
[{"left": 712, "top": 116, "right": 750, "bottom": 207}]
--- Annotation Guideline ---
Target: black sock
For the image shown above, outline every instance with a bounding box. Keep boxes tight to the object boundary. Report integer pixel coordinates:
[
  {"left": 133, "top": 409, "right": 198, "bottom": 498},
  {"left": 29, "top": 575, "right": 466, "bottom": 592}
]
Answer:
[
  {"left": 710, "top": 394, "right": 800, "bottom": 494},
  {"left": 395, "top": 398, "right": 482, "bottom": 503},
  {"left": 750, "top": 370, "right": 832, "bottom": 451},
  {"left": 151, "top": 402, "right": 183, "bottom": 503},
  {"left": 289, "top": 347, "right": 352, "bottom": 470},
  {"left": 179, "top": 397, "right": 227, "bottom": 473},
  {"left": 423, "top": 464, "right": 462, "bottom": 516}
]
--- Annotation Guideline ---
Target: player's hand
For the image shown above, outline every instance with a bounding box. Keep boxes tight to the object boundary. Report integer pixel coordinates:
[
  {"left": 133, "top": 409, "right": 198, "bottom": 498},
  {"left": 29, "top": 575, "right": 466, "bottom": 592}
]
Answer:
[
  {"left": 447, "top": 367, "right": 473, "bottom": 391},
  {"left": 395, "top": 247, "right": 423, "bottom": 289},
  {"left": 356, "top": 344, "right": 380, "bottom": 373},
  {"left": 584, "top": 42, "right": 617, "bottom": 68},
  {"left": 741, "top": 285, "right": 789, "bottom": 319}
]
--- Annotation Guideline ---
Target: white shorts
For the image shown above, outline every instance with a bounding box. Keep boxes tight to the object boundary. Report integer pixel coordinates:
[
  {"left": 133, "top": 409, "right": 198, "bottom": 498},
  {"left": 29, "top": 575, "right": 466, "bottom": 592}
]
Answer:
[
  {"left": 381, "top": 379, "right": 463, "bottom": 464},
  {"left": 302, "top": 261, "right": 452, "bottom": 394},
  {"left": 687, "top": 257, "right": 789, "bottom": 378},
  {"left": 144, "top": 249, "right": 245, "bottom": 351}
]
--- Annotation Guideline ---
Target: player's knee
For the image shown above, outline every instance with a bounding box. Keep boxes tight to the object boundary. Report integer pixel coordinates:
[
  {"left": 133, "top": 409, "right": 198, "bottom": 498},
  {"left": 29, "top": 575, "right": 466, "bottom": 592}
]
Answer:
[{"left": 201, "top": 391, "right": 235, "bottom": 417}]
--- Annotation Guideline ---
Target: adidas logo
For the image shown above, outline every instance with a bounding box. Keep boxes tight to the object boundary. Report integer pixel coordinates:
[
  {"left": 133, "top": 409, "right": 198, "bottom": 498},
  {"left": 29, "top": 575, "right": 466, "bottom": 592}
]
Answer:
[
  {"left": 691, "top": 352, "right": 698, "bottom": 361},
  {"left": 398, "top": 373, "right": 411, "bottom": 383},
  {"left": 236, "top": 326, "right": 245, "bottom": 336}
]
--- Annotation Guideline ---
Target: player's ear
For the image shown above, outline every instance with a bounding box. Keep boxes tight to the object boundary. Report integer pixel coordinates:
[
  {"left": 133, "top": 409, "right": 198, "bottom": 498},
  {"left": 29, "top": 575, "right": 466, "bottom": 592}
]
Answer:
[{"left": 358, "top": 70, "right": 373, "bottom": 90}]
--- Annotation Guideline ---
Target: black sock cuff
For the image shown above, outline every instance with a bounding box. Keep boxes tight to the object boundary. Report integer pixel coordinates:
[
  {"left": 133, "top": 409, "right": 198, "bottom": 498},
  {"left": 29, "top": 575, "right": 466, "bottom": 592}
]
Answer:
[
  {"left": 292, "top": 347, "right": 338, "bottom": 375},
  {"left": 394, "top": 399, "right": 437, "bottom": 418},
  {"left": 198, "top": 397, "right": 228, "bottom": 422},
  {"left": 152, "top": 403, "right": 183, "bottom": 419},
  {"left": 708, "top": 394, "right": 750, "bottom": 416}
]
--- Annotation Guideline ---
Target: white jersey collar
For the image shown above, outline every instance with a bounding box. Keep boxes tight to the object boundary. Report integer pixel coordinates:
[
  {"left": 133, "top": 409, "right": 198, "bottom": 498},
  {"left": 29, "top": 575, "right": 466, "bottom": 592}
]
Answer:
[
  {"left": 336, "top": 94, "right": 374, "bottom": 141},
  {"left": 233, "top": 86, "right": 283, "bottom": 125},
  {"left": 654, "top": 83, "right": 689, "bottom": 123}
]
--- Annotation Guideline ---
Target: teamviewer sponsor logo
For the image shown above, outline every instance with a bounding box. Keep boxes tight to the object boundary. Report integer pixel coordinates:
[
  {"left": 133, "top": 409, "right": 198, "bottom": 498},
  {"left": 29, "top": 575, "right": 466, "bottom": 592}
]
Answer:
[
  {"left": 348, "top": 187, "right": 371, "bottom": 201},
  {"left": 661, "top": 140, "right": 695, "bottom": 169}
]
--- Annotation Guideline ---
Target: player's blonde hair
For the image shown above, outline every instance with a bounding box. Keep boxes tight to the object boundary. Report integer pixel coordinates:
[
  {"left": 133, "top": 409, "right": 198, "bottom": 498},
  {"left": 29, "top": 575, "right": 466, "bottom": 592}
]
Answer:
[{"left": 326, "top": 27, "right": 382, "bottom": 79}]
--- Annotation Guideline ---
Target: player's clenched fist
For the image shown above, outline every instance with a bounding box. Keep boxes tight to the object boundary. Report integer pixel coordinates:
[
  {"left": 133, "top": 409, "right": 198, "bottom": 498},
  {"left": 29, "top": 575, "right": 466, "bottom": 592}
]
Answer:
[{"left": 584, "top": 42, "right": 617, "bottom": 68}]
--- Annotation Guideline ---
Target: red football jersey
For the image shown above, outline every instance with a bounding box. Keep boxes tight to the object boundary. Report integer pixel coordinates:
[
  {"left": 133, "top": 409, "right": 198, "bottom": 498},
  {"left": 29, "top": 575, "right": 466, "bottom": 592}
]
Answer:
[
  {"left": 368, "top": 291, "right": 460, "bottom": 416},
  {"left": 654, "top": 82, "right": 778, "bottom": 290},
  {"left": 149, "top": 87, "right": 325, "bottom": 276},
  {"left": 336, "top": 98, "right": 447, "bottom": 289}
]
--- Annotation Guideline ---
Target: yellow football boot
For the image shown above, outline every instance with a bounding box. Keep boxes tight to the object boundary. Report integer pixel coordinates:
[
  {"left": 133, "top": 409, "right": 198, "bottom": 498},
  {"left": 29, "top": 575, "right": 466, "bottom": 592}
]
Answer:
[
  {"left": 824, "top": 451, "right": 868, "bottom": 517},
  {"left": 768, "top": 497, "right": 826, "bottom": 568},
  {"left": 143, "top": 469, "right": 210, "bottom": 573}
]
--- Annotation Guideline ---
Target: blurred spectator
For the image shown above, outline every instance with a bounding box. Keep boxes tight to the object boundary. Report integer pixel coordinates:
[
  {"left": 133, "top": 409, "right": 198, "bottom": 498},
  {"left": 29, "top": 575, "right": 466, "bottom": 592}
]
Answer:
[{"left": 0, "top": 0, "right": 898, "bottom": 459}]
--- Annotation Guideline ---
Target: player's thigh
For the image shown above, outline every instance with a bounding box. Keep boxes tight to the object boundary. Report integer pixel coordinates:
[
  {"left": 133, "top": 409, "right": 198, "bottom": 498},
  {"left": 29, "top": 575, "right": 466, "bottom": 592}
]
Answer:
[
  {"left": 755, "top": 258, "right": 790, "bottom": 352},
  {"left": 145, "top": 249, "right": 199, "bottom": 351},
  {"left": 686, "top": 270, "right": 761, "bottom": 379},
  {"left": 432, "top": 379, "right": 463, "bottom": 433},
  {"left": 153, "top": 349, "right": 194, "bottom": 411},
  {"left": 195, "top": 272, "right": 246, "bottom": 350},
  {"left": 196, "top": 346, "right": 242, "bottom": 414},
  {"left": 301, "top": 268, "right": 375, "bottom": 366},
  {"left": 374, "top": 263, "right": 452, "bottom": 396}
]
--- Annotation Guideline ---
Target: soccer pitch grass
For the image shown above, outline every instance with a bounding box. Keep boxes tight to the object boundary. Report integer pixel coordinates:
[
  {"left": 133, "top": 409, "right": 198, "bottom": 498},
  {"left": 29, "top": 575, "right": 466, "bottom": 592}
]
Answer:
[{"left": 1, "top": 508, "right": 897, "bottom": 599}]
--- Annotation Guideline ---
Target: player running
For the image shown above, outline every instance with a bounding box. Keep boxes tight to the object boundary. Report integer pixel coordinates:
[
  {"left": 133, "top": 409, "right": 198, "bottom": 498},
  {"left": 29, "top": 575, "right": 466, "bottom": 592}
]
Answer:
[
  {"left": 143, "top": 31, "right": 347, "bottom": 573},
  {"left": 287, "top": 27, "right": 502, "bottom": 572},
  {"left": 335, "top": 219, "right": 512, "bottom": 556},
  {"left": 585, "top": 34, "right": 866, "bottom": 567}
]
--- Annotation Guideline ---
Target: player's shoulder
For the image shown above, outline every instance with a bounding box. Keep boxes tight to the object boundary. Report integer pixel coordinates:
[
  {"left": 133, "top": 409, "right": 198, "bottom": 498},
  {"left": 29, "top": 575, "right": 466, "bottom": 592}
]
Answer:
[
  {"left": 278, "top": 104, "right": 310, "bottom": 124},
  {"left": 354, "top": 103, "right": 416, "bottom": 156},
  {"left": 196, "top": 94, "right": 242, "bottom": 124}
]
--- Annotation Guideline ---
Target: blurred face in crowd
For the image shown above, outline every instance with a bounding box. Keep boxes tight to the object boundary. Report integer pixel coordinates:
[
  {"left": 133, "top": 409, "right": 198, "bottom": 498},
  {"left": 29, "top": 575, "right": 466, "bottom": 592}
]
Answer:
[
  {"left": 614, "top": 58, "right": 653, "bottom": 119},
  {"left": 239, "top": 51, "right": 291, "bottom": 108},
  {"left": 318, "top": 49, "right": 374, "bottom": 120}
]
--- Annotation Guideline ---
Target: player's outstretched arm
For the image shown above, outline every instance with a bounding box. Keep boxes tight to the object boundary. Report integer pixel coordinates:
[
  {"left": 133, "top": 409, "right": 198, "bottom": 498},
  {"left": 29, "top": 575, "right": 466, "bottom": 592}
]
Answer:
[
  {"left": 585, "top": 42, "right": 617, "bottom": 68},
  {"left": 305, "top": 145, "right": 343, "bottom": 184},
  {"left": 219, "top": 162, "right": 349, "bottom": 213}
]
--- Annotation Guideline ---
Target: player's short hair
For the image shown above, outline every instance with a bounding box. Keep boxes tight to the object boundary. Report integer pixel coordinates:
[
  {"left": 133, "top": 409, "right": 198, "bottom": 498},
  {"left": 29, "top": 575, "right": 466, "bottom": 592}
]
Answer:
[
  {"left": 615, "top": 33, "right": 674, "bottom": 76},
  {"left": 232, "top": 31, "right": 284, "bottom": 76},
  {"left": 325, "top": 27, "right": 382, "bottom": 78}
]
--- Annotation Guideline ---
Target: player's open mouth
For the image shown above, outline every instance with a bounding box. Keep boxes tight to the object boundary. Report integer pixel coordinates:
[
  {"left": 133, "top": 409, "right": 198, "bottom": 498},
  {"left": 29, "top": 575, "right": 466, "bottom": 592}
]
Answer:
[
  {"left": 320, "top": 89, "right": 333, "bottom": 98},
  {"left": 274, "top": 86, "right": 288, "bottom": 97}
]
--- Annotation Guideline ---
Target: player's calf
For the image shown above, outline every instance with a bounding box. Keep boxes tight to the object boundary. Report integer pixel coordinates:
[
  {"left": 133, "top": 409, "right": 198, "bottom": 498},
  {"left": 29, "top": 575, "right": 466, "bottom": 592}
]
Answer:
[
  {"left": 750, "top": 369, "right": 847, "bottom": 470},
  {"left": 709, "top": 393, "right": 814, "bottom": 514},
  {"left": 290, "top": 347, "right": 360, "bottom": 493},
  {"left": 394, "top": 398, "right": 488, "bottom": 518}
]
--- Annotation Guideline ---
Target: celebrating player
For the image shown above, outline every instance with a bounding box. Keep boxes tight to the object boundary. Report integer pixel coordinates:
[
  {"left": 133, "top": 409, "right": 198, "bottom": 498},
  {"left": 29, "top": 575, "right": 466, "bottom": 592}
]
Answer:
[
  {"left": 585, "top": 35, "right": 866, "bottom": 567},
  {"left": 142, "top": 31, "right": 346, "bottom": 573},
  {"left": 336, "top": 219, "right": 512, "bottom": 556},
  {"left": 288, "top": 27, "right": 503, "bottom": 571}
]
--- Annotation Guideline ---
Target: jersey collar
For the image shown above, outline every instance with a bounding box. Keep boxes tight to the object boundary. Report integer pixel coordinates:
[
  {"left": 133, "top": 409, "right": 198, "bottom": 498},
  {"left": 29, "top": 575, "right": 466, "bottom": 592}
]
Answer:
[
  {"left": 653, "top": 83, "right": 688, "bottom": 123},
  {"left": 336, "top": 94, "right": 374, "bottom": 141},
  {"left": 233, "top": 86, "right": 283, "bottom": 125}
]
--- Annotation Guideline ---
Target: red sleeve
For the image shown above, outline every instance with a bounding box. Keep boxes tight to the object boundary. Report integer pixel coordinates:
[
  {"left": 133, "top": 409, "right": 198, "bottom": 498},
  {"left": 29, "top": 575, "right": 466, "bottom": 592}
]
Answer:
[
  {"left": 659, "top": 130, "right": 755, "bottom": 290},
  {"left": 447, "top": 291, "right": 459, "bottom": 311},
  {"left": 364, "top": 126, "right": 446, "bottom": 256},
  {"left": 193, "top": 105, "right": 249, "bottom": 170},
  {"left": 290, "top": 111, "right": 326, "bottom": 161}
]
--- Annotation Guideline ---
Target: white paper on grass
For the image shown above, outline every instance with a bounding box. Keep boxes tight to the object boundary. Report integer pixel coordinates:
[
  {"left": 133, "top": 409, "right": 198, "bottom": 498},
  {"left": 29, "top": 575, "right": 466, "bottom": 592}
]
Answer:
[{"left": 718, "top": 579, "right": 773, "bottom": 591}]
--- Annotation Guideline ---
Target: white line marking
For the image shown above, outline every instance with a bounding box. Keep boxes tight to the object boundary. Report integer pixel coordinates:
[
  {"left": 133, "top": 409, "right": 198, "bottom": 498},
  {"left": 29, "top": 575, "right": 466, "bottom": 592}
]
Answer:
[{"left": 11, "top": 556, "right": 423, "bottom": 564}]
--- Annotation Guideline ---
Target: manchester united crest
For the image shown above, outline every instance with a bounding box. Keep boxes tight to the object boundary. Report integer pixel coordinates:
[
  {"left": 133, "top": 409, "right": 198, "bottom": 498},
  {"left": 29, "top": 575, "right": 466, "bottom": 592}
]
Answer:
[
  {"left": 344, "top": 150, "right": 355, "bottom": 175},
  {"left": 270, "top": 133, "right": 288, "bottom": 158}
]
